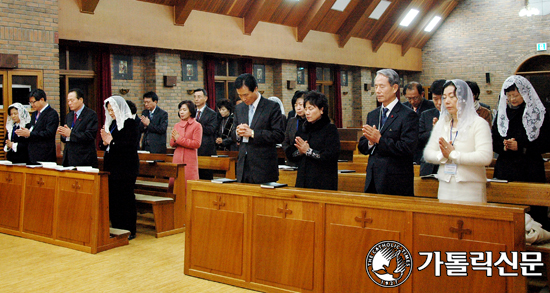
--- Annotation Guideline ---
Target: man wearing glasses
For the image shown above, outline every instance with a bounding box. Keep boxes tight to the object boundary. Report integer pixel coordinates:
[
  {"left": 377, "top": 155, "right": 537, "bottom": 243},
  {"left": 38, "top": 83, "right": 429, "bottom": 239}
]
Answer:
[{"left": 403, "top": 82, "right": 434, "bottom": 164}]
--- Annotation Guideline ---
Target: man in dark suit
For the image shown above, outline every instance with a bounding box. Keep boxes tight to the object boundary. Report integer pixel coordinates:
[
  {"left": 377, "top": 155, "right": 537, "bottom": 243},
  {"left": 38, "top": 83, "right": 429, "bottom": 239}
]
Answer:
[
  {"left": 403, "top": 82, "right": 435, "bottom": 164},
  {"left": 419, "top": 79, "right": 446, "bottom": 176},
  {"left": 358, "top": 69, "right": 418, "bottom": 196},
  {"left": 402, "top": 82, "right": 435, "bottom": 115},
  {"left": 139, "top": 91, "right": 168, "bottom": 154},
  {"left": 58, "top": 88, "right": 99, "bottom": 168},
  {"left": 16, "top": 89, "right": 59, "bottom": 164},
  {"left": 194, "top": 88, "right": 219, "bottom": 180},
  {"left": 232, "top": 73, "right": 285, "bottom": 184}
]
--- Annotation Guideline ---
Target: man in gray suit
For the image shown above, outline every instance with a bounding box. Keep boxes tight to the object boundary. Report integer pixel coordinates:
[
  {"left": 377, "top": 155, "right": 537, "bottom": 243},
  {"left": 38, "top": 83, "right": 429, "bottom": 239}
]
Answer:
[{"left": 139, "top": 92, "right": 168, "bottom": 154}]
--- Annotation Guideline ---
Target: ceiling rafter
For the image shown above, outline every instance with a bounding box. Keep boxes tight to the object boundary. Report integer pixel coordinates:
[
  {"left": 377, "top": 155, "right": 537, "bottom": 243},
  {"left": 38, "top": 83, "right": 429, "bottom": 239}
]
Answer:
[
  {"left": 79, "top": 0, "right": 100, "bottom": 14},
  {"left": 243, "top": 0, "right": 284, "bottom": 35},
  {"left": 296, "top": 0, "right": 336, "bottom": 42},
  {"left": 415, "top": 0, "right": 458, "bottom": 49},
  {"left": 370, "top": 0, "right": 413, "bottom": 52},
  {"left": 401, "top": 0, "right": 448, "bottom": 56},
  {"left": 174, "top": 0, "right": 197, "bottom": 26},
  {"left": 336, "top": 0, "right": 380, "bottom": 48}
]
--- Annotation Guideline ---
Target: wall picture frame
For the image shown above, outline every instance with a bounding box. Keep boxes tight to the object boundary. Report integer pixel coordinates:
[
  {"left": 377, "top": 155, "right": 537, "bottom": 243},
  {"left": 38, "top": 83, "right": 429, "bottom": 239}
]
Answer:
[
  {"left": 113, "top": 55, "right": 133, "bottom": 80},
  {"left": 182, "top": 59, "right": 198, "bottom": 81},
  {"left": 297, "top": 67, "right": 305, "bottom": 85},
  {"left": 253, "top": 64, "right": 265, "bottom": 84},
  {"left": 341, "top": 71, "right": 348, "bottom": 86}
]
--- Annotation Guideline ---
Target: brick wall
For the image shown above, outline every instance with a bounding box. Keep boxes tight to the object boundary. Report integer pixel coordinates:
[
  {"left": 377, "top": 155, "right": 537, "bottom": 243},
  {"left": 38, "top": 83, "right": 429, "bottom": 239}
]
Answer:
[
  {"left": 0, "top": 0, "right": 59, "bottom": 109},
  {"left": 417, "top": 0, "right": 550, "bottom": 109}
]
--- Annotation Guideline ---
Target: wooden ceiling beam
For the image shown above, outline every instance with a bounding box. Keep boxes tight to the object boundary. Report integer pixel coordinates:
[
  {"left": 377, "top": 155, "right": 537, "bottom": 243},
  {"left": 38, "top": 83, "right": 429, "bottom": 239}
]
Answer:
[
  {"left": 370, "top": 0, "right": 413, "bottom": 53},
  {"left": 414, "top": 0, "right": 458, "bottom": 49},
  {"left": 79, "top": 0, "right": 100, "bottom": 14},
  {"left": 174, "top": 0, "right": 197, "bottom": 26},
  {"left": 243, "top": 0, "right": 283, "bottom": 35},
  {"left": 296, "top": 0, "right": 336, "bottom": 42},
  {"left": 337, "top": 0, "right": 379, "bottom": 48},
  {"left": 400, "top": 0, "right": 439, "bottom": 56}
]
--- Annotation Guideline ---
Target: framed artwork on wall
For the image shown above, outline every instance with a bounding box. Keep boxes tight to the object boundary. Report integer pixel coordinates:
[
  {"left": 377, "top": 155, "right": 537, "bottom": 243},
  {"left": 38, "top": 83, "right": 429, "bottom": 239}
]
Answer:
[
  {"left": 253, "top": 64, "right": 265, "bottom": 84},
  {"left": 297, "top": 67, "right": 305, "bottom": 85},
  {"left": 113, "top": 55, "right": 133, "bottom": 80},
  {"left": 341, "top": 71, "right": 348, "bottom": 86},
  {"left": 182, "top": 59, "right": 198, "bottom": 81}
]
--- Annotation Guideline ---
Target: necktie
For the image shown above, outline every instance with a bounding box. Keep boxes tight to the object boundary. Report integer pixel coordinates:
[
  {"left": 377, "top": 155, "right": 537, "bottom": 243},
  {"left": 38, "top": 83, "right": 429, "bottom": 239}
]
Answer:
[
  {"left": 35, "top": 111, "right": 40, "bottom": 122},
  {"left": 381, "top": 107, "right": 389, "bottom": 127},
  {"left": 72, "top": 113, "right": 77, "bottom": 128},
  {"left": 248, "top": 105, "right": 255, "bottom": 125},
  {"left": 196, "top": 110, "right": 201, "bottom": 121},
  {"left": 150, "top": 111, "right": 154, "bottom": 121},
  {"left": 12, "top": 124, "right": 18, "bottom": 139}
]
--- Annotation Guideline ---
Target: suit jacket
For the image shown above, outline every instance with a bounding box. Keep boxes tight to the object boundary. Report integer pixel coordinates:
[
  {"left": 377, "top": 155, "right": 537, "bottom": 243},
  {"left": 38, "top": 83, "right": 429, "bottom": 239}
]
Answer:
[
  {"left": 232, "top": 97, "right": 285, "bottom": 183},
  {"left": 102, "top": 119, "right": 140, "bottom": 179},
  {"left": 28, "top": 106, "right": 59, "bottom": 164},
  {"left": 61, "top": 106, "right": 99, "bottom": 168},
  {"left": 403, "top": 98, "right": 435, "bottom": 115},
  {"left": 196, "top": 106, "right": 219, "bottom": 156},
  {"left": 139, "top": 106, "right": 168, "bottom": 153},
  {"left": 358, "top": 101, "right": 418, "bottom": 196},
  {"left": 4, "top": 123, "right": 31, "bottom": 164},
  {"left": 418, "top": 108, "right": 440, "bottom": 176}
]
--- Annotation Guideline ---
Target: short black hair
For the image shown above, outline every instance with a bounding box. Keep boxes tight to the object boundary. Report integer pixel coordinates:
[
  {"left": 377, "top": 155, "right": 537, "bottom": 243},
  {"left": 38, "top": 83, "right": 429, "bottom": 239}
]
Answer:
[
  {"left": 178, "top": 100, "right": 197, "bottom": 118},
  {"left": 234, "top": 73, "right": 258, "bottom": 92},
  {"left": 430, "top": 79, "right": 446, "bottom": 96},
  {"left": 504, "top": 83, "right": 518, "bottom": 94},
  {"left": 291, "top": 91, "right": 307, "bottom": 111},
  {"left": 466, "top": 81, "right": 480, "bottom": 100},
  {"left": 194, "top": 88, "right": 207, "bottom": 97},
  {"left": 303, "top": 91, "right": 329, "bottom": 119},
  {"left": 216, "top": 99, "right": 233, "bottom": 113},
  {"left": 403, "top": 82, "right": 424, "bottom": 96},
  {"left": 68, "top": 88, "right": 86, "bottom": 103},
  {"left": 30, "top": 89, "right": 47, "bottom": 102},
  {"left": 143, "top": 91, "right": 159, "bottom": 102},
  {"left": 126, "top": 100, "right": 137, "bottom": 115}
]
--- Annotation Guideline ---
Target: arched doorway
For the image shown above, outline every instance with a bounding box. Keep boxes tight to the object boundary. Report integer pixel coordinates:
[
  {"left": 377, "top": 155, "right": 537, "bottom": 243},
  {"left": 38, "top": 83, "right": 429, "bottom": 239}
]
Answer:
[{"left": 516, "top": 54, "right": 550, "bottom": 102}]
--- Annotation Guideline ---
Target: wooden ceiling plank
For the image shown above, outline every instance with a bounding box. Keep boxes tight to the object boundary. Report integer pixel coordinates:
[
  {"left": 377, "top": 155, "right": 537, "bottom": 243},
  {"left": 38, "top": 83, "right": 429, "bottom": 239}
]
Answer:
[
  {"left": 243, "top": 0, "right": 283, "bottom": 35},
  {"left": 371, "top": 0, "right": 413, "bottom": 52},
  {"left": 296, "top": 0, "right": 336, "bottom": 42},
  {"left": 80, "top": 0, "right": 100, "bottom": 14},
  {"left": 174, "top": 0, "right": 197, "bottom": 26},
  {"left": 337, "top": 0, "right": 379, "bottom": 48}
]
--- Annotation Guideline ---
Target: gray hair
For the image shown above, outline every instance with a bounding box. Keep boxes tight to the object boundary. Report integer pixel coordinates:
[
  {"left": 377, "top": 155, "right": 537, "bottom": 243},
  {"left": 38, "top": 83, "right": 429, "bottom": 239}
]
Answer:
[{"left": 376, "top": 69, "right": 400, "bottom": 86}]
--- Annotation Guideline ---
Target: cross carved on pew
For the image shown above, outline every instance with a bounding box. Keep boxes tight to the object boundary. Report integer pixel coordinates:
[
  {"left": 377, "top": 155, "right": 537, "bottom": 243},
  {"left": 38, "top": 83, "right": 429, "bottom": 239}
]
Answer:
[
  {"left": 37, "top": 177, "right": 45, "bottom": 186},
  {"left": 277, "top": 203, "right": 292, "bottom": 218},
  {"left": 355, "top": 211, "right": 373, "bottom": 228},
  {"left": 213, "top": 195, "right": 225, "bottom": 210},
  {"left": 449, "top": 220, "right": 472, "bottom": 240},
  {"left": 72, "top": 180, "right": 81, "bottom": 190}
]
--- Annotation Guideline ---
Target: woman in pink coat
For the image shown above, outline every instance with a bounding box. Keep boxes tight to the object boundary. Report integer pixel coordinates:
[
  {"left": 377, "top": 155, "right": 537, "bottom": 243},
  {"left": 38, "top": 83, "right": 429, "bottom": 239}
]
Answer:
[{"left": 169, "top": 100, "right": 203, "bottom": 190}]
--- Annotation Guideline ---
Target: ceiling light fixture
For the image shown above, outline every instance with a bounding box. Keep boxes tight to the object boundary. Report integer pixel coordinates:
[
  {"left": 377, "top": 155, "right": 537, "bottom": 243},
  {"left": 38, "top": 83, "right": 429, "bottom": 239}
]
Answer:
[
  {"left": 331, "top": 0, "right": 351, "bottom": 12},
  {"left": 400, "top": 9, "right": 419, "bottom": 27},
  {"left": 369, "top": 0, "right": 391, "bottom": 20},
  {"left": 424, "top": 16, "right": 441, "bottom": 32}
]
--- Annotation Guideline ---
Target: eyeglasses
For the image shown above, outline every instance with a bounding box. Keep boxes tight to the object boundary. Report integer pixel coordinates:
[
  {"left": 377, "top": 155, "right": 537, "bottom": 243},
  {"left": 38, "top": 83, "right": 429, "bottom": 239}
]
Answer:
[{"left": 29, "top": 100, "right": 37, "bottom": 105}]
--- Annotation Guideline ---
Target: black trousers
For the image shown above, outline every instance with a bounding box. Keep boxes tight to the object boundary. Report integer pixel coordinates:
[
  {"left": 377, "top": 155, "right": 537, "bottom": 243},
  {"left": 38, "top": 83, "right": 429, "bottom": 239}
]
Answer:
[{"left": 109, "top": 175, "right": 137, "bottom": 235}]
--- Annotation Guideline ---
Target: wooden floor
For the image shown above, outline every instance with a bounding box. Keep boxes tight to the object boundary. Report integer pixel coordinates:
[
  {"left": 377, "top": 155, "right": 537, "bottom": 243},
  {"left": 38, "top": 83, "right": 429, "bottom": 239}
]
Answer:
[{"left": 0, "top": 225, "right": 254, "bottom": 293}]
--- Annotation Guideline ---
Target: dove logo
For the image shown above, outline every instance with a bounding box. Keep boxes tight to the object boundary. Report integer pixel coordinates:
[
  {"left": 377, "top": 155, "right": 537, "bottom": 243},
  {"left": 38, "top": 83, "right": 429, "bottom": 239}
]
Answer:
[{"left": 365, "top": 240, "right": 413, "bottom": 288}]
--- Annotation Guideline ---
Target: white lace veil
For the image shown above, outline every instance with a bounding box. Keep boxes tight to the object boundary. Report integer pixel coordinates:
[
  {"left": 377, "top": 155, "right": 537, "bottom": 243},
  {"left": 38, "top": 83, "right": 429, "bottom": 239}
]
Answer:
[
  {"left": 497, "top": 75, "right": 545, "bottom": 142},
  {"left": 434, "top": 79, "right": 477, "bottom": 142},
  {"left": 103, "top": 96, "right": 133, "bottom": 131},
  {"left": 6, "top": 103, "right": 31, "bottom": 135},
  {"left": 268, "top": 96, "right": 285, "bottom": 115}
]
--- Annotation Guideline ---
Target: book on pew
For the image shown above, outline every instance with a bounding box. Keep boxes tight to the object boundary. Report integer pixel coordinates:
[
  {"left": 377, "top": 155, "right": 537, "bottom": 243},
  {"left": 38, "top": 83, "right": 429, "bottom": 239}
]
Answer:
[
  {"left": 338, "top": 169, "right": 356, "bottom": 173},
  {"left": 278, "top": 165, "right": 298, "bottom": 171},
  {"left": 487, "top": 178, "right": 508, "bottom": 183},
  {"left": 76, "top": 166, "right": 100, "bottom": 173},
  {"left": 0, "top": 160, "right": 13, "bottom": 165},
  {"left": 55, "top": 166, "right": 75, "bottom": 171},
  {"left": 146, "top": 160, "right": 164, "bottom": 164},
  {"left": 211, "top": 155, "right": 229, "bottom": 157},
  {"left": 338, "top": 159, "right": 349, "bottom": 162},
  {"left": 260, "top": 182, "right": 288, "bottom": 189},
  {"left": 211, "top": 178, "right": 238, "bottom": 183},
  {"left": 420, "top": 174, "right": 438, "bottom": 179}
]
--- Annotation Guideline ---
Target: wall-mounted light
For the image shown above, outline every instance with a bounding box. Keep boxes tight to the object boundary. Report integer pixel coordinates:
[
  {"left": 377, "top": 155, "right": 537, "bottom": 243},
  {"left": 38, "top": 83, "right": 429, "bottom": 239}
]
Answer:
[
  {"left": 119, "top": 89, "right": 130, "bottom": 95},
  {"left": 187, "top": 90, "right": 195, "bottom": 95},
  {"left": 519, "top": 0, "right": 540, "bottom": 17}
]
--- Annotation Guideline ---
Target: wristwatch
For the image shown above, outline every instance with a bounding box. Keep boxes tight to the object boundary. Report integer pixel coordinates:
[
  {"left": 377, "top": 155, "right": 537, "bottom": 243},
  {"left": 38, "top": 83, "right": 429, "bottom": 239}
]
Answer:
[{"left": 251, "top": 130, "right": 255, "bottom": 139}]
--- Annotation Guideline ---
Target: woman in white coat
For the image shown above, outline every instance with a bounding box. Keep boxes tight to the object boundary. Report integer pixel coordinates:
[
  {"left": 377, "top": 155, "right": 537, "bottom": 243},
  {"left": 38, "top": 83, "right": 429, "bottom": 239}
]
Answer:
[{"left": 423, "top": 79, "right": 493, "bottom": 202}]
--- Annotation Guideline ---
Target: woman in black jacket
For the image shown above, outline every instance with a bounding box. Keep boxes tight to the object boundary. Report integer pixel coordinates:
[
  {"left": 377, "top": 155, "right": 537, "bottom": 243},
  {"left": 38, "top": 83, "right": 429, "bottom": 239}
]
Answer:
[
  {"left": 100, "top": 96, "right": 140, "bottom": 240},
  {"left": 4, "top": 103, "right": 31, "bottom": 164},
  {"left": 215, "top": 99, "right": 236, "bottom": 151},
  {"left": 282, "top": 91, "right": 307, "bottom": 167},
  {"left": 285, "top": 91, "right": 340, "bottom": 190}
]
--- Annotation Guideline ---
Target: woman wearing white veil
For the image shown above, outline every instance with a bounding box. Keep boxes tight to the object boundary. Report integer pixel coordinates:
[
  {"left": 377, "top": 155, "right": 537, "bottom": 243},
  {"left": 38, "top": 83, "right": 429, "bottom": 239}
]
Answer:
[
  {"left": 4, "top": 103, "right": 31, "bottom": 163},
  {"left": 424, "top": 80, "right": 493, "bottom": 202},
  {"left": 100, "top": 96, "right": 140, "bottom": 240}
]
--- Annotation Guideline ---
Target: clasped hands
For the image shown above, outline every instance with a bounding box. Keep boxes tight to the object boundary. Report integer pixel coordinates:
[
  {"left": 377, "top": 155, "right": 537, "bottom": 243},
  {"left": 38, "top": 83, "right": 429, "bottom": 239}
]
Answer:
[
  {"left": 100, "top": 128, "right": 113, "bottom": 146},
  {"left": 362, "top": 124, "right": 381, "bottom": 144},
  {"left": 294, "top": 136, "right": 310, "bottom": 154},
  {"left": 439, "top": 137, "right": 455, "bottom": 159},
  {"left": 14, "top": 128, "right": 30, "bottom": 138},
  {"left": 503, "top": 138, "right": 517, "bottom": 151},
  {"left": 57, "top": 125, "right": 71, "bottom": 138},
  {"left": 140, "top": 115, "right": 150, "bottom": 127},
  {"left": 236, "top": 124, "right": 253, "bottom": 138},
  {"left": 171, "top": 128, "right": 180, "bottom": 141}
]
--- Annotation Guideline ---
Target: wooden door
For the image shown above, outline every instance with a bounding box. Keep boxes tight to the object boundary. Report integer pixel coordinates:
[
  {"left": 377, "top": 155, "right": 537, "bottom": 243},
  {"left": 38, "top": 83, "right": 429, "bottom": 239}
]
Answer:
[
  {"left": 188, "top": 191, "right": 248, "bottom": 279},
  {"left": 56, "top": 178, "right": 94, "bottom": 244},
  {"left": 252, "top": 197, "right": 322, "bottom": 292},
  {"left": 22, "top": 174, "right": 56, "bottom": 237},
  {"left": 325, "top": 204, "right": 409, "bottom": 293},
  {"left": 0, "top": 170, "right": 23, "bottom": 230}
]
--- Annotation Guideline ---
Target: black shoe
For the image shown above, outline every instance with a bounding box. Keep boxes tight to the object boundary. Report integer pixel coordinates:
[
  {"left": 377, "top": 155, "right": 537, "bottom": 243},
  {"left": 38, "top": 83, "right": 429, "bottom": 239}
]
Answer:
[{"left": 128, "top": 234, "right": 136, "bottom": 240}]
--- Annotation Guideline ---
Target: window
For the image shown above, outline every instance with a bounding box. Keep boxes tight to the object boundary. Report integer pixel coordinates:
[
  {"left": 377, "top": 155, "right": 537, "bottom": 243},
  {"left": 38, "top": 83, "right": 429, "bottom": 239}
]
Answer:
[{"left": 214, "top": 58, "right": 243, "bottom": 106}]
